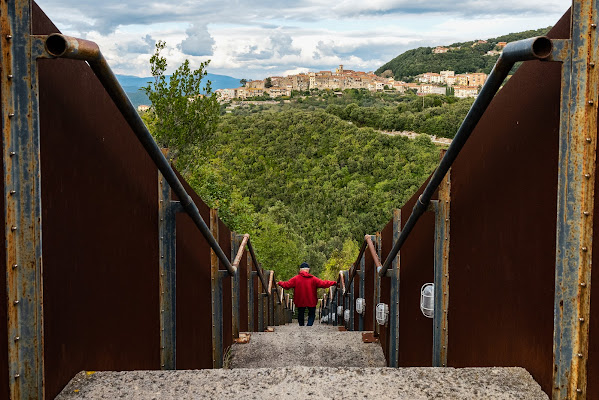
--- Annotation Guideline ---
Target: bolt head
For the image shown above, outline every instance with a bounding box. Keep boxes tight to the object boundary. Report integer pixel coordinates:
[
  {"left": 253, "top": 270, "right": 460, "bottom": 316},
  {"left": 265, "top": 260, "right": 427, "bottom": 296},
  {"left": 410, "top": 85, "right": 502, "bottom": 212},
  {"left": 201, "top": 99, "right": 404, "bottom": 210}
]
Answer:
[
  {"left": 579, "top": 317, "right": 585, "bottom": 322},
  {"left": 578, "top": 353, "right": 583, "bottom": 358},
  {"left": 587, "top": 137, "right": 592, "bottom": 143},
  {"left": 5, "top": 35, "right": 12, "bottom": 40}
]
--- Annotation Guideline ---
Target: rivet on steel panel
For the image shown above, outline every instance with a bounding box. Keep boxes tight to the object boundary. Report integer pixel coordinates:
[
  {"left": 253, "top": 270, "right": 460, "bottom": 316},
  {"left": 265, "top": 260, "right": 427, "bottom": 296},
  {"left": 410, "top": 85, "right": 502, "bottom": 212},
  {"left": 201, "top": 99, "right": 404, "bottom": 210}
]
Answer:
[
  {"left": 588, "top": 100, "right": 594, "bottom": 105},
  {"left": 580, "top": 282, "right": 586, "bottom": 287},
  {"left": 9, "top": 190, "right": 15, "bottom": 194},
  {"left": 581, "top": 246, "right": 588, "bottom": 252},
  {"left": 11, "top": 226, "right": 17, "bottom": 231},
  {"left": 591, "top": 62, "right": 596, "bottom": 67},
  {"left": 13, "top": 301, "right": 19, "bottom": 305},
  {"left": 579, "top": 318, "right": 585, "bottom": 322},
  {"left": 586, "top": 137, "right": 592, "bottom": 142},
  {"left": 583, "top": 211, "right": 590, "bottom": 216},
  {"left": 8, "top": 112, "right": 14, "bottom": 117},
  {"left": 14, "top": 375, "right": 20, "bottom": 379},
  {"left": 7, "top": 74, "right": 12, "bottom": 79},
  {"left": 592, "top": 23, "right": 597, "bottom": 28},
  {"left": 9, "top": 151, "right": 15, "bottom": 156},
  {"left": 5, "top": 34, "right": 12, "bottom": 39},
  {"left": 577, "top": 353, "right": 583, "bottom": 358},
  {"left": 12, "top": 264, "right": 17, "bottom": 269}
]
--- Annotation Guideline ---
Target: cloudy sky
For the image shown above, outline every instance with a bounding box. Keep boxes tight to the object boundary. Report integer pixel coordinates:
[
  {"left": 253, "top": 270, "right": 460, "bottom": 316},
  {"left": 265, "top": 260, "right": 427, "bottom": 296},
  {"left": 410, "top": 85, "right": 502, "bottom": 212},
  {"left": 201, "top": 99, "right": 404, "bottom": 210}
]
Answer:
[{"left": 36, "top": 0, "right": 572, "bottom": 79}]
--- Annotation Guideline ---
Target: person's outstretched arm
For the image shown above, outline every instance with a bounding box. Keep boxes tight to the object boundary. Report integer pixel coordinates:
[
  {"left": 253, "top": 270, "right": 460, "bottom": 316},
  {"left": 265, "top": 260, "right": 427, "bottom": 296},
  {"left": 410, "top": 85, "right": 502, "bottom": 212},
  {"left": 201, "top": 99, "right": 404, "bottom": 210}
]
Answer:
[
  {"left": 277, "top": 276, "right": 296, "bottom": 289},
  {"left": 314, "top": 277, "right": 337, "bottom": 288}
]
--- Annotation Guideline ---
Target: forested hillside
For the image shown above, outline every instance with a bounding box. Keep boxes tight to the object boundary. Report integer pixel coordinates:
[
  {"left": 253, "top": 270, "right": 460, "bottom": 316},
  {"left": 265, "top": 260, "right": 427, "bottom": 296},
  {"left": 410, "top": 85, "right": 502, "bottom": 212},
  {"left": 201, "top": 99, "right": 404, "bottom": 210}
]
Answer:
[
  {"left": 186, "top": 109, "right": 440, "bottom": 279},
  {"left": 375, "top": 27, "right": 551, "bottom": 80}
]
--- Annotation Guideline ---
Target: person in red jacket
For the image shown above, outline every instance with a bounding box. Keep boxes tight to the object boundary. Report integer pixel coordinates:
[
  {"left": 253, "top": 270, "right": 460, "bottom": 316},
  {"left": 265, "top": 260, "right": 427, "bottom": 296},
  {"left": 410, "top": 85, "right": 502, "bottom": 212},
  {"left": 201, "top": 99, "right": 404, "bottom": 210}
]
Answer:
[{"left": 278, "top": 262, "right": 337, "bottom": 326}]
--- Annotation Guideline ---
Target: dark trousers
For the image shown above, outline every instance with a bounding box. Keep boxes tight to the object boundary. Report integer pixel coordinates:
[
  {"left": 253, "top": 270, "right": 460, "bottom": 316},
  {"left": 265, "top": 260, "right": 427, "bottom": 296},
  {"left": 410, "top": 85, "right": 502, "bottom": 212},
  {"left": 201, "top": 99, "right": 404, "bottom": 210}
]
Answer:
[{"left": 297, "top": 306, "right": 316, "bottom": 326}]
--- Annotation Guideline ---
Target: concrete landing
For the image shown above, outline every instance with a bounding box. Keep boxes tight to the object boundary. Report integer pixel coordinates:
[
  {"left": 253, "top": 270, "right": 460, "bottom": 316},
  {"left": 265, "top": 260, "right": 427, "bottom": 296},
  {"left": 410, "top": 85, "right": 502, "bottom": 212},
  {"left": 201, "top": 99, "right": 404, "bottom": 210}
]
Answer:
[
  {"left": 56, "top": 366, "right": 548, "bottom": 399},
  {"left": 230, "top": 323, "right": 386, "bottom": 368}
]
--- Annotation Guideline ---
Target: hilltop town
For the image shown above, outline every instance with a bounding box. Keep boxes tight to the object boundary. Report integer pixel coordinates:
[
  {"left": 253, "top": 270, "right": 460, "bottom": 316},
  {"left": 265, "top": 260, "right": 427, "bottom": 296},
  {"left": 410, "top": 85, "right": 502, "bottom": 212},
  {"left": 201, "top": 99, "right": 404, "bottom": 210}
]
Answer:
[{"left": 215, "top": 62, "right": 492, "bottom": 102}]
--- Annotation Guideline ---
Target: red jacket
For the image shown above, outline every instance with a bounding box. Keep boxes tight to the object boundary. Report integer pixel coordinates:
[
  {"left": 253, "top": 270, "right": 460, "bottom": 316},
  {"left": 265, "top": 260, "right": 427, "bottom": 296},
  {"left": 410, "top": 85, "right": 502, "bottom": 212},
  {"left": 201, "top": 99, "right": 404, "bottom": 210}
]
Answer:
[{"left": 278, "top": 270, "right": 336, "bottom": 307}]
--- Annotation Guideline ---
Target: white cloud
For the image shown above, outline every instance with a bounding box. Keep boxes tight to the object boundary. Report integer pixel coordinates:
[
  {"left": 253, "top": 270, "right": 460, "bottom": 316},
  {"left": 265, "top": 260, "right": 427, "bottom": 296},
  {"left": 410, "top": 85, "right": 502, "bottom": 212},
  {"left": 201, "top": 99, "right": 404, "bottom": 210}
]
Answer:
[{"left": 179, "top": 23, "right": 215, "bottom": 56}]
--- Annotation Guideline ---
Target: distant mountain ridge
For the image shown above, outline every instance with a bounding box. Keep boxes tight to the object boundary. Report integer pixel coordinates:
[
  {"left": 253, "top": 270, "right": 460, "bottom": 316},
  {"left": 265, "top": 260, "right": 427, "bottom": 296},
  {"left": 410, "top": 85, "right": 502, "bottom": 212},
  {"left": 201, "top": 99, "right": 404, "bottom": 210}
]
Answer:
[
  {"left": 375, "top": 27, "right": 552, "bottom": 81},
  {"left": 117, "top": 73, "right": 241, "bottom": 108}
]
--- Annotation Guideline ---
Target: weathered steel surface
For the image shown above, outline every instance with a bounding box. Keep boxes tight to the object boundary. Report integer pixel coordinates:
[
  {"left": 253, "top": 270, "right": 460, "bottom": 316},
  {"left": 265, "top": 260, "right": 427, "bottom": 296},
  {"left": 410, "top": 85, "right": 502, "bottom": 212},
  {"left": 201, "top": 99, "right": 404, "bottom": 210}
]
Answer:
[
  {"left": 552, "top": 0, "right": 598, "bottom": 398},
  {"left": 2, "top": 1, "right": 44, "bottom": 398},
  {"left": 231, "top": 233, "right": 240, "bottom": 339},
  {"left": 174, "top": 173, "right": 212, "bottom": 371},
  {"left": 33, "top": 4, "right": 164, "bottom": 398},
  {"left": 388, "top": 209, "right": 401, "bottom": 367},
  {"left": 398, "top": 182, "right": 435, "bottom": 367},
  {"left": 447, "top": 13, "right": 570, "bottom": 396},
  {"left": 238, "top": 241, "right": 248, "bottom": 333},
  {"left": 158, "top": 165, "right": 178, "bottom": 370},
  {"left": 210, "top": 209, "right": 223, "bottom": 368},
  {"left": 433, "top": 164, "right": 450, "bottom": 368},
  {"left": 363, "top": 243, "right": 374, "bottom": 332},
  {"left": 219, "top": 220, "right": 233, "bottom": 350},
  {"left": 379, "top": 221, "right": 393, "bottom": 364}
]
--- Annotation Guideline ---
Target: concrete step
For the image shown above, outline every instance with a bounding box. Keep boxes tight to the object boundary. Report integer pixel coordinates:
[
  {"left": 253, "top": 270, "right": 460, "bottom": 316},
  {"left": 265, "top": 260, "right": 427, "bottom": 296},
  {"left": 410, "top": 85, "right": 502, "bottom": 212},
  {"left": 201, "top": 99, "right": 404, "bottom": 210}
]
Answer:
[{"left": 56, "top": 366, "right": 548, "bottom": 399}]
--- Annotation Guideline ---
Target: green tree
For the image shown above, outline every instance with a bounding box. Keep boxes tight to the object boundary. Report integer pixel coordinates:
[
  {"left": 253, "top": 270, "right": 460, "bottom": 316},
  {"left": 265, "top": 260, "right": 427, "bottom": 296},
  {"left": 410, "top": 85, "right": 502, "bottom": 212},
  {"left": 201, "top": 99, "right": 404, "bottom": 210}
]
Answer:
[
  {"left": 240, "top": 78, "right": 248, "bottom": 87},
  {"left": 143, "top": 41, "right": 220, "bottom": 160},
  {"left": 264, "top": 77, "right": 273, "bottom": 88}
]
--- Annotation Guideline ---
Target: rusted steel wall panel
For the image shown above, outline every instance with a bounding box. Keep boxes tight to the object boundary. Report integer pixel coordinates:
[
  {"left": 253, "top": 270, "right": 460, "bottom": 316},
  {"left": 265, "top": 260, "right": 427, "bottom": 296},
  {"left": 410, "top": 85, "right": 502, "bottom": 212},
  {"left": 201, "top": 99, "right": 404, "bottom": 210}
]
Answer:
[
  {"left": 379, "top": 220, "right": 393, "bottom": 364},
  {"left": 174, "top": 172, "right": 212, "bottom": 370},
  {"left": 363, "top": 247, "right": 374, "bottom": 332},
  {"left": 398, "top": 185, "right": 435, "bottom": 367},
  {"left": 590, "top": 150, "right": 599, "bottom": 400},
  {"left": 447, "top": 13, "right": 570, "bottom": 396},
  {"left": 0, "top": 56, "right": 7, "bottom": 400},
  {"left": 219, "top": 220, "right": 233, "bottom": 351},
  {"left": 33, "top": 5, "right": 162, "bottom": 398},
  {"left": 252, "top": 272, "right": 259, "bottom": 331},
  {"left": 239, "top": 251, "right": 249, "bottom": 333},
  {"left": 353, "top": 270, "right": 360, "bottom": 331}
]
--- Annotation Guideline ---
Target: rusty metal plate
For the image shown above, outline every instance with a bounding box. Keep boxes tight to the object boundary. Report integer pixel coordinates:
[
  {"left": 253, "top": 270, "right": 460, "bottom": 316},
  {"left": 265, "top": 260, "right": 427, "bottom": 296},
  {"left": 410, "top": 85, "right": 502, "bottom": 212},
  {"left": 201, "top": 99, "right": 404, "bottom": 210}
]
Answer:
[
  {"left": 397, "top": 181, "right": 435, "bottom": 367},
  {"left": 447, "top": 11, "right": 570, "bottom": 397},
  {"left": 362, "top": 332, "right": 379, "bottom": 343}
]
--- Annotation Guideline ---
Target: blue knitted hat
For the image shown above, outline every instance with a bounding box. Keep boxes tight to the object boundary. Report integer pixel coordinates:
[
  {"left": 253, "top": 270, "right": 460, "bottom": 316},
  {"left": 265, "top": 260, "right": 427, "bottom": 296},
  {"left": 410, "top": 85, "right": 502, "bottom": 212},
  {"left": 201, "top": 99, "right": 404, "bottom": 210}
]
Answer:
[{"left": 300, "top": 262, "right": 310, "bottom": 269}]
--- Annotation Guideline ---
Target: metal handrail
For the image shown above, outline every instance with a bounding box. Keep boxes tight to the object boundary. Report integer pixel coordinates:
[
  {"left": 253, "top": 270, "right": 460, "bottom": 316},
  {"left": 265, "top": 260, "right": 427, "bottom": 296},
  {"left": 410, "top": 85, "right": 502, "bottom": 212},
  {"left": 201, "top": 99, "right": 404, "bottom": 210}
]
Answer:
[
  {"left": 364, "top": 235, "right": 383, "bottom": 271},
  {"left": 231, "top": 234, "right": 270, "bottom": 297},
  {"left": 246, "top": 240, "right": 270, "bottom": 295},
  {"left": 378, "top": 36, "right": 553, "bottom": 277},
  {"left": 42, "top": 33, "right": 236, "bottom": 275}
]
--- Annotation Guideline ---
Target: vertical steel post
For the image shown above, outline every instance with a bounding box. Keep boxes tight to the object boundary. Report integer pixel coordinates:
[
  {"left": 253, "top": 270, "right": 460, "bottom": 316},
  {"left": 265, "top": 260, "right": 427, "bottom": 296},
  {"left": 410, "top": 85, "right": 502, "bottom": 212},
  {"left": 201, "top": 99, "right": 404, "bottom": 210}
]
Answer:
[
  {"left": 230, "top": 233, "right": 240, "bottom": 339},
  {"left": 257, "top": 272, "right": 264, "bottom": 332},
  {"left": 210, "top": 209, "right": 225, "bottom": 368},
  {"left": 359, "top": 257, "right": 365, "bottom": 331},
  {"left": 388, "top": 209, "right": 401, "bottom": 367},
  {"left": 552, "top": 0, "right": 598, "bottom": 397},
  {"left": 158, "top": 157, "right": 180, "bottom": 370},
  {"left": 249, "top": 265, "right": 256, "bottom": 333},
  {"left": 348, "top": 273, "right": 354, "bottom": 331},
  {"left": 432, "top": 166, "right": 451, "bottom": 367},
  {"left": 1, "top": 1, "right": 44, "bottom": 398},
  {"left": 373, "top": 234, "right": 380, "bottom": 333}
]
